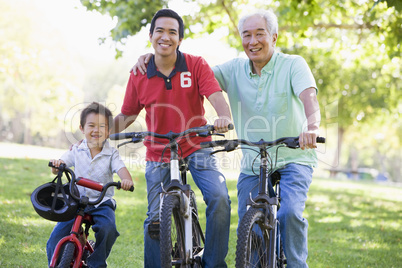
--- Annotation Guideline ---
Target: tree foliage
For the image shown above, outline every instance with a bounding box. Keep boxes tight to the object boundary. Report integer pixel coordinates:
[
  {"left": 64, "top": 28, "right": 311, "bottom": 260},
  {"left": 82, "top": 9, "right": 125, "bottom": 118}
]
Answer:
[
  {"left": 0, "top": 0, "right": 83, "bottom": 144},
  {"left": 80, "top": 0, "right": 400, "bottom": 59},
  {"left": 79, "top": 0, "right": 401, "bottom": 179}
]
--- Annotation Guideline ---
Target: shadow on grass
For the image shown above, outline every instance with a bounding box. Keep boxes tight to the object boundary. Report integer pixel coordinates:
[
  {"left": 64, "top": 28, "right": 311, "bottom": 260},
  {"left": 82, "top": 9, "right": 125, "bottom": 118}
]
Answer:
[{"left": 306, "top": 179, "right": 402, "bottom": 267}]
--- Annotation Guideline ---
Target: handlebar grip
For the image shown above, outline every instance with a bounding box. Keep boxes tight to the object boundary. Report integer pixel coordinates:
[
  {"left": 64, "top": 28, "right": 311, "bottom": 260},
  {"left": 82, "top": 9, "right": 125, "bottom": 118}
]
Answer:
[
  {"left": 228, "top": 124, "right": 234, "bottom": 130},
  {"left": 200, "top": 140, "right": 231, "bottom": 148},
  {"left": 316, "top": 137, "right": 325, "bottom": 143},
  {"left": 116, "top": 181, "right": 135, "bottom": 192},
  {"left": 200, "top": 141, "right": 216, "bottom": 148},
  {"left": 48, "top": 161, "right": 66, "bottom": 171},
  {"left": 110, "top": 133, "right": 135, "bottom": 140}
]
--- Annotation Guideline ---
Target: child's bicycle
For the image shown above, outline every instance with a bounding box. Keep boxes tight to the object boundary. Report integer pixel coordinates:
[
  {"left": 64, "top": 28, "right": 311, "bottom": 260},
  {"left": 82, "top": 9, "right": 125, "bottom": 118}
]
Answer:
[
  {"left": 201, "top": 136, "right": 325, "bottom": 268},
  {"left": 110, "top": 124, "right": 232, "bottom": 268},
  {"left": 31, "top": 162, "right": 134, "bottom": 268}
]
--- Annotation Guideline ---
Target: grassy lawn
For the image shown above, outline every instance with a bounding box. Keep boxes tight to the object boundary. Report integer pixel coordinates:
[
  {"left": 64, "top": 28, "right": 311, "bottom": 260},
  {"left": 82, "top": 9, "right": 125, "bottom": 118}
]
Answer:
[{"left": 0, "top": 157, "right": 401, "bottom": 267}]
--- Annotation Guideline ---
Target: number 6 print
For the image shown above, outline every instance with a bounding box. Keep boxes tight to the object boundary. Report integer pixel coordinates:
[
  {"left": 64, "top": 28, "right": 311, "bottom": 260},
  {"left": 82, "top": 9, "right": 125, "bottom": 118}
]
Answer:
[{"left": 181, "top": 72, "right": 192, "bottom": 88}]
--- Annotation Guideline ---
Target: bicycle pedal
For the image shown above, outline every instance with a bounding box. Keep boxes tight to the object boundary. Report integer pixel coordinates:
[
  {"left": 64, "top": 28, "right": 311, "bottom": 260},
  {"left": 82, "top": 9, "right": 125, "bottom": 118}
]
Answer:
[
  {"left": 148, "top": 221, "right": 160, "bottom": 239},
  {"left": 193, "top": 256, "right": 203, "bottom": 267}
]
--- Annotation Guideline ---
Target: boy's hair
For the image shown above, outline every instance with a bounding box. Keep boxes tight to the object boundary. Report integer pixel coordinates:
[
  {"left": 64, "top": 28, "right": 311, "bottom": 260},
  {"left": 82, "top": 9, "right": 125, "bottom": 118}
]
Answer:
[
  {"left": 149, "top": 9, "right": 184, "bottom": 40},
  {"left": 80, "top": 102, "right": 113, "bottom": 130}
]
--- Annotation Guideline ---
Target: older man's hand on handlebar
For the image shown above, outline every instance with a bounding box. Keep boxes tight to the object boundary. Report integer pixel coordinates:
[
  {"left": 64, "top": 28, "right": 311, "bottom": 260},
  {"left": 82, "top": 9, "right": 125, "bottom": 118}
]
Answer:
[{"left": 299, "top": 130, "right": 319, "bottom": 150}]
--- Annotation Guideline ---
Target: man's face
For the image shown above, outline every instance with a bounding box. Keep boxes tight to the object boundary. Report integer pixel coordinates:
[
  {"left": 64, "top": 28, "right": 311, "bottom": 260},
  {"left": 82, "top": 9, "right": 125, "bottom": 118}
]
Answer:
[
  {"left": 150, "top": 17, "right": 183, "bottom": 57},
  {"left": 241, "top": 15, "right": 277, "bottom": 66}
]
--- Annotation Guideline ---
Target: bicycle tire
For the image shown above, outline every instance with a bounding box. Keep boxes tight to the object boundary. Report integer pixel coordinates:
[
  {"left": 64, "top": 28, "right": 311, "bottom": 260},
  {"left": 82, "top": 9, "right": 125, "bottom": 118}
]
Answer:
[
  {"left": 56, "top": 242, "right": 76, "bottom": 268},
  {"left": 190, "top": 191, "right": 204, "bottom": 267},
  {"left": 277, "top": 241, "right": 286, "bottom": 268},
  {"left": 160, "top": 195, "right": 186, "bottom": 268},
  {"left": 235, "top": 207, "right": 271, "bottom": 268}
]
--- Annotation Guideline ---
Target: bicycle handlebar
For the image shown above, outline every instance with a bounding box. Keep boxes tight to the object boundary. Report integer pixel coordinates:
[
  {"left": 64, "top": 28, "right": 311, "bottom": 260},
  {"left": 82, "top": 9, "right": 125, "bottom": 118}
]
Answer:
[
  {"left": 48, "top": 162, "right": 134, "bottom": 205},
  {"left": 200, "top": 136, "right": 325, "bottom": 151},
  {"left": 110, "top": 124, "right": 234, "bottom": 145}
]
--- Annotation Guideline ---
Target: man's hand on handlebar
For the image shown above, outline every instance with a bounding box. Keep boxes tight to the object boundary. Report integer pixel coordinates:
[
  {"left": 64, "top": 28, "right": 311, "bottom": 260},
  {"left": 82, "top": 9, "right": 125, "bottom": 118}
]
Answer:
[
  {"left": 131, "top": 53, "right": 153, "bottom": 75},
  {"left": 299, "top": 130, "right": 319, "bottom": 150},
  {"left": 213, "top": 117, "right": 233, "bottom": 133}
]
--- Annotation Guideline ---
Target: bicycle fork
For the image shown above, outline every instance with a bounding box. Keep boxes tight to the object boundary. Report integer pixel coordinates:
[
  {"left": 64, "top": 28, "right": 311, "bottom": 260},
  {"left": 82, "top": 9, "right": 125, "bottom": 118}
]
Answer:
[
  {"left": 50, "top": 214, "right": 87, "bottom": 268},
  {"left": 160, "top": 158, "right": 193, "bottom": 264}
]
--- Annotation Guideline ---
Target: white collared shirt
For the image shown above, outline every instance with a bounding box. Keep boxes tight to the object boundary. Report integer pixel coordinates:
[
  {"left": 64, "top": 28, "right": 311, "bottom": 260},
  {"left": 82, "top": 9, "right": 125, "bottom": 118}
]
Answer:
[{"left": 60, "top": 139, "right": 126, "bottom": 206}]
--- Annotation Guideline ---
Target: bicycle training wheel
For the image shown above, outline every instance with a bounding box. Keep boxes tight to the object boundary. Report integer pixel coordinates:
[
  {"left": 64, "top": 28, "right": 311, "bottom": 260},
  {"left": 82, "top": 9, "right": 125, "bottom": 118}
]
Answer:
[
  {"left": 235, "top": 207, "right": 271, "bottom": 268},
  {"left": 160, "top": 194, "right": 186, "bottom": 268},
  {"left": 56, "top": 242, "right": 76, "bottom": 268}
]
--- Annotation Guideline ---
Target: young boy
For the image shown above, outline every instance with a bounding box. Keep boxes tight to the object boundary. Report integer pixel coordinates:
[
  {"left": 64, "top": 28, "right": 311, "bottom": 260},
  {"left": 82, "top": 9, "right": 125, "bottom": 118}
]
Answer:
[{"left": 47, "top": 102, "right": 134, "bottom": 267}]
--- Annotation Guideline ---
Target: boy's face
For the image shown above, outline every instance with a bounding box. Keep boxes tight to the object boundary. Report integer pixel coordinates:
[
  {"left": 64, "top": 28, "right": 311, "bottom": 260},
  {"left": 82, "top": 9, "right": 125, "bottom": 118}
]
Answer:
[
  {"left": 80, "top": 112, "right": 109, "bottom": 149},
  {"left": 149, "top": 17, "right": 182, "bottom": 58}
]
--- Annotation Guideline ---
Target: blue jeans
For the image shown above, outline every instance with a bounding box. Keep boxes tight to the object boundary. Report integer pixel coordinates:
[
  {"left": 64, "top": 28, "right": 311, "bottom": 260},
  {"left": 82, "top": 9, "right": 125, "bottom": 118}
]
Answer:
[
  {"left": 46, "top": 199, "right": 119, "bottom": 268},
  {"left": 237, "top": 163, "right": 313, "bottom": 268},
  {"left": 144, "top": 148, "right": 231, "bottom": 268}
]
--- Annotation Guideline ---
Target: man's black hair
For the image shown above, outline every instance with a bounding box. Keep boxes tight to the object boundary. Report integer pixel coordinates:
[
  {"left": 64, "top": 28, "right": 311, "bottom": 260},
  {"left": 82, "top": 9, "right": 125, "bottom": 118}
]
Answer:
[{"left": 149, "top": 9, "right": 184, "bottom": 39}]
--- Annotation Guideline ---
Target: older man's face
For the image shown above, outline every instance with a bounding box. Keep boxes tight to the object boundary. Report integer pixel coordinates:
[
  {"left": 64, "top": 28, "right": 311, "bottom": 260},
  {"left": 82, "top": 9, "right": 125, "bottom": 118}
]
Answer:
[{"left": 241, "top": 15, "right": 277, "bottom": 67}]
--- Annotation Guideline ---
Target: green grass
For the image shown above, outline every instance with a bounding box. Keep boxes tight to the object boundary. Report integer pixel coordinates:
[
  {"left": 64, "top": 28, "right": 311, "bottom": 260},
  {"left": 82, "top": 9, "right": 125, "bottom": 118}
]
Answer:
[{"left": 1, "top": 157, "right": 401, "bottom": 267}]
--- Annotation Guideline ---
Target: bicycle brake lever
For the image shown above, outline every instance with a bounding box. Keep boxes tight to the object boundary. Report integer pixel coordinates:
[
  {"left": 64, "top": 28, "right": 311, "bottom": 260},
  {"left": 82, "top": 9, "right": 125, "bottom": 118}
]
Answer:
[
  {"left": 210, "top": 149, "right": 226, "bottom": 155},
  {"left": 285, "top": 138, "right": 300, "bottom": 149},
  {"left": 117, "top": 140, "right": 133, "bottom": 148},
  {"left": 198, "top": 131, "right": 211, "bottom": 137},
  {"left": 117, "top": 137, "right": 143, "bottom": 148},
  {"left": 212, "top": 133, "right": 225, "bottom": 137}
]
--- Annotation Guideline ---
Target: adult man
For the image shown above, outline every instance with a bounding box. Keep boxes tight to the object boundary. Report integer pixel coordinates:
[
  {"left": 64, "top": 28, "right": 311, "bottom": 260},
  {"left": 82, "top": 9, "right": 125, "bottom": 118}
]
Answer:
[
  {"left": 214, "top": 11, "right": 320, "bottom": 267},
  {"left": 133, "top": 9, "right": 320, "bottom": 267},
  {"left": 113, "top": 9, "right": 232, "bottom": 268}
]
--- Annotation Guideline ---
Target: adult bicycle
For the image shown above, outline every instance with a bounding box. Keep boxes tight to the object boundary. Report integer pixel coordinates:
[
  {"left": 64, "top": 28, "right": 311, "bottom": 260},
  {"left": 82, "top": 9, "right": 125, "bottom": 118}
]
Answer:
[
  {"left": 110, "top": 124, "right": 232, "bottom": 268},
  {"left": 31, "top": 162, "right": 134, "bottom": 268},
  {"left": 201, "top": 136, "right": 325, "bottom": 268}
]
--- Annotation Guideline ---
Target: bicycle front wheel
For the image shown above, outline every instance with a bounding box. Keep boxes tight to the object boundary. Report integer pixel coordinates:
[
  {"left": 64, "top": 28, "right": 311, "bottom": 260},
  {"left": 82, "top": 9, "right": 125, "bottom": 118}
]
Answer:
[
  {"left": 235, "top": 207, "right": 271, "bottom": 268},
  {"left": 160, "top": 195, "right": 186, "bottom": 268},
  {"left": 56, "top": 242, "right": 76, "bottom": 268},
  {"left": 190, "top": 191, "right": 204, "bottom": 267}
]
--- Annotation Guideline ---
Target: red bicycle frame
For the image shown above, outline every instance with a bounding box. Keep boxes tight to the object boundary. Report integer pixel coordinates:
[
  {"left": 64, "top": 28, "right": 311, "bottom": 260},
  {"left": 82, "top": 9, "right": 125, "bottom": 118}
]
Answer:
[{"left": 49, "top": 178, "right": 102, "bottom": 268}]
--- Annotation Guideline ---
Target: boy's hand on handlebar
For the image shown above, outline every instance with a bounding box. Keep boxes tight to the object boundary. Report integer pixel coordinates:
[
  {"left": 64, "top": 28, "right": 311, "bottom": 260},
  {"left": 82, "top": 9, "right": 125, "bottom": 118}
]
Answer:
[
  {"left": 120, "top": 179, "right": 134, "bottom": 191},
  {"left": 213, "top": 117, "right": 232, "bottom": 133},
  {"left": 299, "top": 130, "right": 319, "bottom": 150},
  {"left": 131, "top": 53, "right": 153, "bottom": 75},
  {"left": 50, "top": 159, "right": 65, "bottom": 174},
  {"left": 117, "top": 167, "right": 134, "bottom": 191}
]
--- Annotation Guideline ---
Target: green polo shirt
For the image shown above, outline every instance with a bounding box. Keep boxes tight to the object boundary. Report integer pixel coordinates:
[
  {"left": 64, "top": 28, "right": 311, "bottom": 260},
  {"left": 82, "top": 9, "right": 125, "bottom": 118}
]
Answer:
[{"left": 213, "top": 51, "right": 318, "bottom": 175}]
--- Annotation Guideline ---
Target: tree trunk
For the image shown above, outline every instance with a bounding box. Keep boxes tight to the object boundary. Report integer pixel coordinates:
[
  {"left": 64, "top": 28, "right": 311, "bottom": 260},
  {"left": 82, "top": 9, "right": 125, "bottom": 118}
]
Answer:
[{"left": 330, "top": 127, "right": 344, "bottom": 177}]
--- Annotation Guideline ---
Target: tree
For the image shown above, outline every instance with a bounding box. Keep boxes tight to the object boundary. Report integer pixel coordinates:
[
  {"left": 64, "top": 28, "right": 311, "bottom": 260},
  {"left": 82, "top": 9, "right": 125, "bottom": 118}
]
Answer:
[
  {"left": 79, "top": 0, "right": 401, "bottom": 180},
  {"left": 80, "top": 0, "right": 401, "bottom": 59},
  {"left": 0, "top": 0, "right": 83, "bottom": 144}
]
